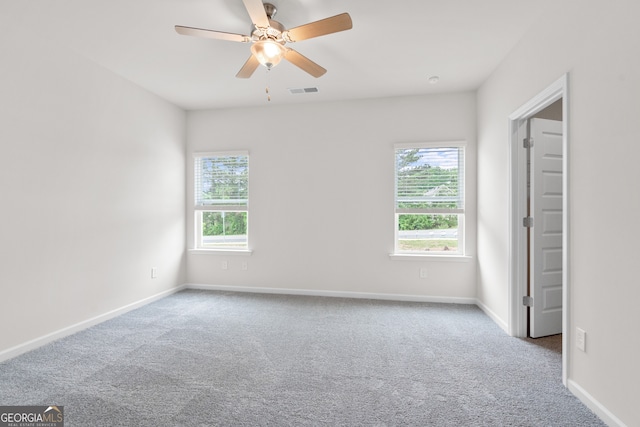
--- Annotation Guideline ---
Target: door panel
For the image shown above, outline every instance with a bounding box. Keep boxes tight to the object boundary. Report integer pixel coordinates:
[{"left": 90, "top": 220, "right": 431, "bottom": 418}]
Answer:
[{"left": 530, "top": 118, "right": 563, "bottom": 338}]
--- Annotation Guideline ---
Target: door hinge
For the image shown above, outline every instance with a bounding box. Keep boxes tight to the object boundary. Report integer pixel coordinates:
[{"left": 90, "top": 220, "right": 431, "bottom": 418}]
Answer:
[
  {"left": 523, "top": 217, "right": 534, "bottom": 228},
  {"left": 523, "top": 296, "right": 533, "bottom": 307},
  {"left": 523, "top": 137, "right": 534, "bottom": 149}
]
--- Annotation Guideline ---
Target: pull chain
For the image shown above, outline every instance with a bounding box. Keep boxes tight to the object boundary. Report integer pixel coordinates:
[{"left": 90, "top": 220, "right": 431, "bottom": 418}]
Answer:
[{"left": 265, "top": 68, "right": 271, "bottom": 102}]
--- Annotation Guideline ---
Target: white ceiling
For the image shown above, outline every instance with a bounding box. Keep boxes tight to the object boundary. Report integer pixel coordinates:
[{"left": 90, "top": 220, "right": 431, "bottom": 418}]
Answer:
[{"left": 4, "top": 0, "right": 555, "bottom": 110}]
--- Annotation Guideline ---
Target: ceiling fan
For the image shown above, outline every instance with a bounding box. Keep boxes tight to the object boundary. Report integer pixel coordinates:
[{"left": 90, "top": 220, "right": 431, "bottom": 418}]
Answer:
[{"left": 175, "top": 0, "right": 352, "bottom": 78}]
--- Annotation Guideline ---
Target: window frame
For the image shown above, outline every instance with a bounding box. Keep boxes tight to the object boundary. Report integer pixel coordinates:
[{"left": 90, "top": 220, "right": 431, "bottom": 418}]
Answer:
[
  {"left": 393, "top": 141, "right": 466, "bottom": 256},
  {"left": 193, "top": 151, "right": 250, "bottom": 252}
]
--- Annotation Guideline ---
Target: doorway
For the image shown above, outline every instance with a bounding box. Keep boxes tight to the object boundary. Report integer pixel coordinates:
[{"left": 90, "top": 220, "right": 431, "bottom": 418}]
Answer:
[{"left": 508, "top": 74, "right": 569, "bottom": 385}]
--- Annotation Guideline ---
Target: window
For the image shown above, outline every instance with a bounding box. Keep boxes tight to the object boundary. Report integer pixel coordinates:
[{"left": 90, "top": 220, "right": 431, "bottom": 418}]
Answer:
[
  {"left": 394, "top": 142, "right": 465, "bottom": 255},
  {"left": 194, "top": 152, "right": 249, "bottom": 250}
]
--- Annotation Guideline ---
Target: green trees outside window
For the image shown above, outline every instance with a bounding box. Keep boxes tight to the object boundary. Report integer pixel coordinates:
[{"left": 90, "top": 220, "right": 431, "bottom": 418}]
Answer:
[{"left": 202, "top": 211, "right": 247, "bottom": 237}]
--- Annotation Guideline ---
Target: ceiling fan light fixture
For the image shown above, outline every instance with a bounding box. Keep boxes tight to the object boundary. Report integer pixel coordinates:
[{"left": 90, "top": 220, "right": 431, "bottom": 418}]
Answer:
[{"left": 251, "top": 39, "right": 286, "bottom": 69}]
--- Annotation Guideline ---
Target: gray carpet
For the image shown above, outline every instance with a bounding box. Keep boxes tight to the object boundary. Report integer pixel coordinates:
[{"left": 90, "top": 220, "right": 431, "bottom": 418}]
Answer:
[{"left": 0, "top": 290, "right": 604, "bottom": 426}]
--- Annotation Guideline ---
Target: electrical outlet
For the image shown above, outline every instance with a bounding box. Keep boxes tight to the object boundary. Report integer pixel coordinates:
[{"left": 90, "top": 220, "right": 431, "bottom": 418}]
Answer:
[
  {"left": 151, "top": 267, "right": 157, "bottom": 279},
  {"left": 242, "top": 262, "right": 248, "bottom": 271},
  {"left": 576, "top": 328, "right": 586, "bottom": 352},
  {"left": 221, "top": 261, "right": 228, "bottom": 270},
  {"left": 419, "top": 268, "right": 428, "bottom": 279}
]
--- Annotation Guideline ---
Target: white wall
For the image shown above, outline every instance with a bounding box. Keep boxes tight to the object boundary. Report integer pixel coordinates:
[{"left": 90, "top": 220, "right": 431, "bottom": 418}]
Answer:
[
  {"left": 0, "top": 31, "right": 186, "bottom": 354},
  {"left": 477, "top": 0, "right": 639, "bottom": 424},
  {"left": 187, "top": 93, "right": 477, "bottom": 300}
]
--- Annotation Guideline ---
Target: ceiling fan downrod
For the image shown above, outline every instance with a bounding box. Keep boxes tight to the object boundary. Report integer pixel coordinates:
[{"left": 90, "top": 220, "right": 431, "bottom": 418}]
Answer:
[{"left": 263, "top": 3, "right": 277, "bottom": 19}]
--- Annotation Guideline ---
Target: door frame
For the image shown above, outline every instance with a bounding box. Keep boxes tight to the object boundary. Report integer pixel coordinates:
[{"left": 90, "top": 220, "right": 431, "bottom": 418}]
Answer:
[{"left": 508, "top": 73, "right": 569, "bottom": 385}]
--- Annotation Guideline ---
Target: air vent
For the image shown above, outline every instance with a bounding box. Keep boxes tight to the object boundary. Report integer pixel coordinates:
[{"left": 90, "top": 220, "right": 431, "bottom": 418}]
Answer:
[{"left": 288, "top": 87, "right": 319, "bottom": 95}]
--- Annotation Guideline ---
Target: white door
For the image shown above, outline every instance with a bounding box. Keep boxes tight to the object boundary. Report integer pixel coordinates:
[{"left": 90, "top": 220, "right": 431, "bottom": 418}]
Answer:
[{"left": 529, "top": 118, "right": 563, "bottom": 338}]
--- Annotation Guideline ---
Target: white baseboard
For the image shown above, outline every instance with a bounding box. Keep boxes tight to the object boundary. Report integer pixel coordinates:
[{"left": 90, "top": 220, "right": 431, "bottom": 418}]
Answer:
[
  {"left": 0, "top": 285, "right": 186, "bottom": 363},
  {"left": 475, "top": 298, "right": 509, "bottom": 334},
  {"left": 185, "top": 283, "right": 477, "bottom": 305},
  {"left": 568, "top": 380, "right": 626, "bottom": 427}
]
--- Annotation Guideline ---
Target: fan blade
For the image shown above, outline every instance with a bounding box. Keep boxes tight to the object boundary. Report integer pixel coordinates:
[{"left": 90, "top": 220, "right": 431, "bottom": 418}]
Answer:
[
  {"left": 285, "top": 49, "right": 327, "bottom": 78},
  {"left": 284, "top": 13, "right": 352, "bottom": 42},
  {"left": 242, "top": 0, "right": 270, "bottom": 28},
  {"left": 175, "top": 26, "right": 250, "bottom": 43},
  {"left": 236, "top": 54, "right": 261, "bottom": 78}
]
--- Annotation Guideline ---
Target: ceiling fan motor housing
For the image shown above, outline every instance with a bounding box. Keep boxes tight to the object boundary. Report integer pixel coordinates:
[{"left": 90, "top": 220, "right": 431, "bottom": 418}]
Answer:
[
  {"left": 250, "top": 3, "right": 285, "bottom": 43},
  {"left": 252, "top": 19, "right": 285, "bottom": 40}
]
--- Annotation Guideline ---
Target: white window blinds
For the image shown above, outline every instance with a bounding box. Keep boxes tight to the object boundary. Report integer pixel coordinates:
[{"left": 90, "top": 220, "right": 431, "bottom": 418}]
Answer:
[
  {"left": 395, "top": 144, "right": 465, "bottom": 214},
  {"left": 194, "top": 152, "right": 249, "bottom": 210}
]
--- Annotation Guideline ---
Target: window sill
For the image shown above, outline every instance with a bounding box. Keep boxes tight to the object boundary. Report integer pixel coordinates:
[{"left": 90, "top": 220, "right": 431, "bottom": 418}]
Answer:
[
  {"left": 189, "top": 249, "right": 253, "bottom": 256},
  {"left": 389, "top": 253, "right": 472, "bottom": 262}
]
